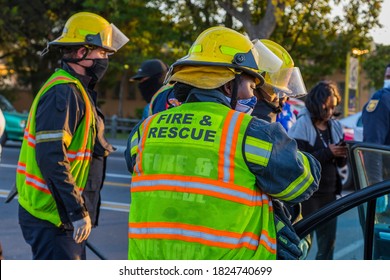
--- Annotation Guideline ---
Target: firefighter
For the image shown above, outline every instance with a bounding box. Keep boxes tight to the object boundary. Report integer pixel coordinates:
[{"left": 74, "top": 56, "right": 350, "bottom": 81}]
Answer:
[
  {"left": 16, "top": 12, "right": 128, "bottom": 259},
  {"left": 125, "top": 26, "right": 320, "bottom": 260}
]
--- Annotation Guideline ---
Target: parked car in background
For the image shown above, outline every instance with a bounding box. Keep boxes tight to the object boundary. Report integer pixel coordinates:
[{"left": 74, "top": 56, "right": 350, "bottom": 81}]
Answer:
[
  {"left": 339, "top": 111, "right": 363, "bottom": 142},
  {"left": 295, "top": 142, "right": 390, "bottom": 260},
  {"left": 0, "top": 95, "right": 28, "bottom": 146}
]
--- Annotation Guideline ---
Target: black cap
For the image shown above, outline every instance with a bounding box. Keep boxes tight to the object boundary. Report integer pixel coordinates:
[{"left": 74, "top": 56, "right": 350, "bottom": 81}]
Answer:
[{"left": 130, "top": 59, "right": 168, "bottom": 81}]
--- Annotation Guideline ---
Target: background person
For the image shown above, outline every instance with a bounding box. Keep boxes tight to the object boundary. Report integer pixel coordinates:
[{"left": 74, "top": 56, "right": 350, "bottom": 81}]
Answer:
[
  {"left": 130, "top": 59, "right": 168, "bottom": 119},
  {"left": 16, "top": 12, "right": 128, "bottom": 260},
  {"left": 125, "top": 26, "right": 321, "bottom": 260},
  {"left": 362, "top": 64, "right": 390, "bottom": 215},
  {"left": 288, "top": 80, "right": 347, "bottom": 259}
]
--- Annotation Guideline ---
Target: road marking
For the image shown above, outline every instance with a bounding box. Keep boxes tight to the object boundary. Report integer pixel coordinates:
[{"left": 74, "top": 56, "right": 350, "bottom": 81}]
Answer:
[
  {"left": 0, "top": 163, "right": 132, "bottom": 179},
  {"left": 104, "top": 181, "right": 130, "bottom": 188},
  {"left": 0, "top": 188, "right": 130, "bottom": 213}
]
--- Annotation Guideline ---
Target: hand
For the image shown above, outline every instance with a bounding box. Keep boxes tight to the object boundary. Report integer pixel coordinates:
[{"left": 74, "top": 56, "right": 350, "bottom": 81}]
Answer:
[
  {"left": 273, "top": 200, "right": 302, "bottom": 260},
  {"left": 329, "top": 143, "right": 348, "bottom": 158},
  {"left": 72, "top": 215, "right": 92, "bottom": 243}
]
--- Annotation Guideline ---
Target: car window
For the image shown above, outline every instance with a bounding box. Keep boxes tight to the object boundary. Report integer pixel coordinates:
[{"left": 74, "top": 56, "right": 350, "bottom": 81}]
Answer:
[
  {"left": 295, "top": 143, "right": 390, "bottom": 260},
  {"left": 302, "top": 206, "right": 366, "bottom": 260}
]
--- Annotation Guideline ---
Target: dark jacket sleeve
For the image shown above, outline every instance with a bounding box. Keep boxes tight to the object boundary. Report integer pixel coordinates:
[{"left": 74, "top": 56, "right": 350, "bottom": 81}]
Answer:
[{"left": 35, "top": 84, "right": 88, "bottom": 224}]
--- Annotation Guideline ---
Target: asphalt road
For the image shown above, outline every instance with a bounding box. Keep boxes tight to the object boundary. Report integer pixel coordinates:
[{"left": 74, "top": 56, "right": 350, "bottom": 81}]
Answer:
[{"left": 0, "top": 139, "right": 131, "bottom": 260}]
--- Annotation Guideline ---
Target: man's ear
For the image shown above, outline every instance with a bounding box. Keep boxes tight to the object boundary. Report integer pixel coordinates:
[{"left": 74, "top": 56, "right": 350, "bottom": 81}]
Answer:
[
  {"left": 223, "top": 81, "right": 233, "bottom": 97},
  {"left": 76, "top": 47, "right": 88, "bottom": 59}
]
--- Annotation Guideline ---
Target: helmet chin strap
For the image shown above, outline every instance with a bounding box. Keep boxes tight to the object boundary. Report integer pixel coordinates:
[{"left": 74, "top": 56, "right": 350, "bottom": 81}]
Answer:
[
  {"left": 62, "top": 46, "right": 90, "bottom": 66},
  {"left": 230, "top": 73, "right": 241, "bottom": 109}
]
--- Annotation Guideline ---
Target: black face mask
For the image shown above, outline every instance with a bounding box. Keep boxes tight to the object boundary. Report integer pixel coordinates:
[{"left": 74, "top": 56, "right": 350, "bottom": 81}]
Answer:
[
  {"left": 138, "top": 73, "right": 163, "bottom": 103},
  {"left": 86, "top": 58, "right": 109, "bottom": 83}
]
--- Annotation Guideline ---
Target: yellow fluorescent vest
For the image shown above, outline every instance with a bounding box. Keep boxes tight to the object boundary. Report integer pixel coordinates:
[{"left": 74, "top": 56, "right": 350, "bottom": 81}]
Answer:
[
  {"left": 128, "top": 102, "right": 277, "bottom": 260},
  {"left": 16, "top": 69, "right": 96, "bottom": 227}
]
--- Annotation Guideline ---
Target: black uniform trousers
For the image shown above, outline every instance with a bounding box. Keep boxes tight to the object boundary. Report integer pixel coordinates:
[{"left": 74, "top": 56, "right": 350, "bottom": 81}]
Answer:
[{"left": 18, "top": 205, "right": 86, "bottom": 260}]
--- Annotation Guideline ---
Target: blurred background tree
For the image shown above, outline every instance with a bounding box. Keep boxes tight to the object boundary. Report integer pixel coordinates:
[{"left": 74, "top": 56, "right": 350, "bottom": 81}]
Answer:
[{"left": 0, "top": 0, "right": 384, "bottom": 100}]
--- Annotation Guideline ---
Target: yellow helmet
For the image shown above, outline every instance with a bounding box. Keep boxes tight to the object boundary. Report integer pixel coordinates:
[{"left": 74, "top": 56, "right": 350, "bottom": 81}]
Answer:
[
  {"left": 169, "top": 26, "right": 266, "bottom": 86},
  {"left": 49, "top": 12, "right": 129, "bottom": 52},
  {"left": 257, "top": 39, "right": 307, "bottom": 98}
]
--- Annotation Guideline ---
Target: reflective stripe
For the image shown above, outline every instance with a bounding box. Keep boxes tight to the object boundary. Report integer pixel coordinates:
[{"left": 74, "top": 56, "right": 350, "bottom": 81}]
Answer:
[
  {"left": 17, "top": 162, "right": 50, "bottom": 194},
  {"left": 219, "top": 111, "right": 244, "bottom": 183},
  {"left": 131, "top": 174, "right": 270, "bottom": 207},
  {"left": 24, "top": 130, "right": 36, "bottom": 147},
  {"left": 130, "top": 133, "right": 139, "bottom": 157},
  {"left": 271, "top": 152, "right": 314, "bottom": 201},
  {"left": 244, "top": 136, "right": 272, "bottom": 167},
  {"left": 129, "top": 222, "right": 276, "bottom": 253},
  {"left": 36, "top": 130, "right": 63, "bottom": 143},
  {"left": 134, "top": 116, "right": 155, "bottom": 176},
  {"left": 67, "top": 149, "right": 92, "bottom": 162}
]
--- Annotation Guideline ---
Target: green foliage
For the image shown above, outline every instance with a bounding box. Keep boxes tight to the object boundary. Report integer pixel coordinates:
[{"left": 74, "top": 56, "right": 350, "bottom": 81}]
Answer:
[
  {"left": 362, "top": 44, "right": 390, "bottom": 91},
  {"left": 0, "top": 0, "right": 385, "bottom": 99}
]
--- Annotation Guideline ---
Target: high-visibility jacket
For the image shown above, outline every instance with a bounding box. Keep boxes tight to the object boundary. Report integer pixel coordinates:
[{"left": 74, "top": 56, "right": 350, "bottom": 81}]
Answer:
[
  {"left": 16, "top": 69, "right": 96, "bottom": 227},
  {"left": 128, "top": 102, "right": 277, "bottom": 260}
]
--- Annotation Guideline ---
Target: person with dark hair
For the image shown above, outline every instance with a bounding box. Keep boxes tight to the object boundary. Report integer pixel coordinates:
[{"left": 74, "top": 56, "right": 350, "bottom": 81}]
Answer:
[
  {"left": 16, "top": 12, "right": 128, "bottom": 260},
  {"left": 361, "top": 64, "right": 390, "bottom": 214},
  {"left": 130, "top": 59, "right": 169, "bottom": 119},
  {"left": 125, "top": 26, "right": 321, "bottom": 260},
  {"left": 288, "top": 80, "right": 348, "bottom": 259}
]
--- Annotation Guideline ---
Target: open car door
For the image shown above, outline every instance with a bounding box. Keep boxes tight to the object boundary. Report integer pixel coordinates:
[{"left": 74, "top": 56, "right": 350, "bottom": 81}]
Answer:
[{"left": 294, "top": 142, "right": 390, "bottom": 260}]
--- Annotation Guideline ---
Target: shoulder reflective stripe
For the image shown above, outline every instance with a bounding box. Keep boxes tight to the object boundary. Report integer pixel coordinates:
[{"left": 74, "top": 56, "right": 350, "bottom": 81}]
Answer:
[
  {"left": 245, "top": 136, "right": 272, "bottom": 167},
  {"left": 271, "top": 152, "right": 314, "bottom": 201},
  {"left": 129, "top": 222, "right": 276, "bottom": 252},
  {"left": 134, "top": 116, "right": 156, "bottom": 176},
  {"left": 36, "top": 130, "right": 63, "bottom": 143},
  {"left": 131, "top": 174, "right": 270, "bottom": 207},
  {"left": 130, "top": 133, "right": 139, "bottom": 157},
  {"left": 219, "top": 111, "right": 243, "bottom": 183}
]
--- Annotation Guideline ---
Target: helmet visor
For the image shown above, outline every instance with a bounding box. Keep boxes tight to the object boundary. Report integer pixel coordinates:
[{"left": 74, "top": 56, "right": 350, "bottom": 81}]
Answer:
[
  {"left": 87, "top": 23, "right": 129, "bottom": 52},
  {"left": 252, "top": 39, "right": 283, "bottom": 73},
  {"left": 100, "top": 24, "right": 129, "bottom": 52},
  {"left": 267, "top": 67, "right": 307, "bottom": 98}
]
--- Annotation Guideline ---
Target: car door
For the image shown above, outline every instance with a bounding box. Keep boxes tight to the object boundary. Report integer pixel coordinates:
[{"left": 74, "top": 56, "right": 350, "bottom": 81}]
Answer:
[{"left": 294, "top": 142, "right": 390, "bottom": 260}]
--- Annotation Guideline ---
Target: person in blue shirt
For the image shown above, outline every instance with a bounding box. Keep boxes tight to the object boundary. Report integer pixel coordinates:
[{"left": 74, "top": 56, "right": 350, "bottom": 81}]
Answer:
[{"left": 362, "top": 64, "right": 390, "bottom": 214}]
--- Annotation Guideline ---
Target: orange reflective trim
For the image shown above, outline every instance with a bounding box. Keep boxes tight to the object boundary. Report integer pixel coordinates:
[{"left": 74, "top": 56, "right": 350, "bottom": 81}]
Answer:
[
  {"left": 67, "top": 149, "right": 93, "bottom": 162},
  {"left": 132, "top": 185, "right": 263, "bottom": 206},
  {"left": 136, "top": 115, "right": 157, "bottom": 175},
  {"left": 130, "top": 222, "right": 251, "bottom": 238},
  {"left": 132, "top": 174, "right": 260, "bottom": 196},
  {"left": 129, "top": 222, "right": 259, "bottom": 251},
  {"left": 259, "top": 229, "right": 277, "bottom": 254},
  {"left": 228, "top": 112, "right": 245, "bottom": 183},
  {"left": 218, "top": 110, "right": 234, "bottom": 180}
]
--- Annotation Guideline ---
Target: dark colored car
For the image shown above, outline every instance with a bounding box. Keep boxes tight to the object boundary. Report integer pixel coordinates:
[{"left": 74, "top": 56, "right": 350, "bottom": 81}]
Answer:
[
  {"left": 0, "top": 95, "right": 28, "bottom": 146},
  {"left": 294, "top": 142, "right": 390, "bottom": 259}
]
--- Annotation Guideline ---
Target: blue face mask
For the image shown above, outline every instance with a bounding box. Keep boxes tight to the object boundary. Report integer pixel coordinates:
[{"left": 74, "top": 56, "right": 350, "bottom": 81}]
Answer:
[
  {"left": 384, "top": 79, "right": 390, "bottom": 89},
  {"left": 226, "top": 96, "right": 258, "bottom": 114}
]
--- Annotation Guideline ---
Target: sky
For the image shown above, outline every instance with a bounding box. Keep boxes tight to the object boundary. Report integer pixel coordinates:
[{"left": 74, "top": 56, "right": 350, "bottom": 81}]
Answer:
[
  {"left": 369, "top": 0, "right": 390, "bottom": 45},
  {"left": 332, "top": 1, "right": 390, "bottom": 45}
]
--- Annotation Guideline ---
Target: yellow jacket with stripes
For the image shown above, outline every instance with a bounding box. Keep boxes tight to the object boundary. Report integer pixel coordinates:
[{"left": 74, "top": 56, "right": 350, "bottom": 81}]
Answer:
[
  {"left": 126, "top": 89, "right": 320, "bottom": 259},
  {"left": 16, "top": 69, "right": 96, "bottom": 227}
]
